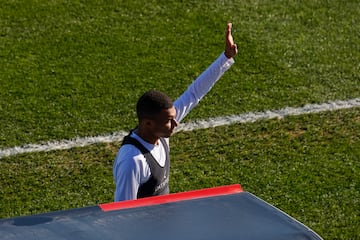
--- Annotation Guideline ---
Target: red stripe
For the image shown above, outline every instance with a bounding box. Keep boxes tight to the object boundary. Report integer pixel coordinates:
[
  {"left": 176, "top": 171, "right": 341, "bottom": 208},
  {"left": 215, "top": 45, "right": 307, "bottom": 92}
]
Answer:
[{"left": 99, "top": 184, "right": 243, "bottom": 212}]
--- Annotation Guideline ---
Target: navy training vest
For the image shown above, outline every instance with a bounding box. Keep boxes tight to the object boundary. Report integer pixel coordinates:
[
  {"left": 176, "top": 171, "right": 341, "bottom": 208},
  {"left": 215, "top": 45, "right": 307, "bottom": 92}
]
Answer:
[{"left": 121, "top": 134, "right": 170, "bottom": 198}]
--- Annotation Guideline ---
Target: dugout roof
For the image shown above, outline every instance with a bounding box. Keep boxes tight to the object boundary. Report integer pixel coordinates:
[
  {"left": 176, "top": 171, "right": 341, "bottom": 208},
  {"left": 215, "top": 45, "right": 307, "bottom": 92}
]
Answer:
[{"left": 0, "top": 184, "right": 322, "bottom": 240}]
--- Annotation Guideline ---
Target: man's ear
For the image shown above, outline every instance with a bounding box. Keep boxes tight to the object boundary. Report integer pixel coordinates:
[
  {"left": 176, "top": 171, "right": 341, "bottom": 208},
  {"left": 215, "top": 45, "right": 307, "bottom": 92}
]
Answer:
[{"left": 144, "top": 118, "right": 154, "bottom": 128}]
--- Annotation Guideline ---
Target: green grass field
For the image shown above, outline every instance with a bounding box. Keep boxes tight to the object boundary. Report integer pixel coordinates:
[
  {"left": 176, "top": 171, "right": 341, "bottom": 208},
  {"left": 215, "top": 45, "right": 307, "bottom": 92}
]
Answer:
[{"left": 0, "top": 0, "right": 359, "bottom": 239}]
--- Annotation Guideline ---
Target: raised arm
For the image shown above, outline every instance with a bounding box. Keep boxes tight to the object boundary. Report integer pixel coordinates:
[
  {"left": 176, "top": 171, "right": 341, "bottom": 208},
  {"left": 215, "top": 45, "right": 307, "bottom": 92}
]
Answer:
[{"left": 174, "top": 23, "right": 238, "bottom": 123}]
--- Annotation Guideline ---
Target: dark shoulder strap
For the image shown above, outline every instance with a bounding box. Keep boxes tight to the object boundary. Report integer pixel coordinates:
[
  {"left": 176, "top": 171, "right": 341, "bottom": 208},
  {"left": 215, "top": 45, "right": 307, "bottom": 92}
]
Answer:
[
  {"left": 121, "top": 134, "right": 169, "bottom": 167},
  {"left": 122, "top": 133, "right": 168, "bottom": 155},
  {"left": 121, "top": 134, "right": 150, "bottom": 155}
]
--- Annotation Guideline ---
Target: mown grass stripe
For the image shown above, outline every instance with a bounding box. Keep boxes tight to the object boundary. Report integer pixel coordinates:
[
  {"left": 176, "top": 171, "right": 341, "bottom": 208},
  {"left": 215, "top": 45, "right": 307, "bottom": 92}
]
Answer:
[{"left": 1, "top": 98, "right": 359, "bottom": 159}]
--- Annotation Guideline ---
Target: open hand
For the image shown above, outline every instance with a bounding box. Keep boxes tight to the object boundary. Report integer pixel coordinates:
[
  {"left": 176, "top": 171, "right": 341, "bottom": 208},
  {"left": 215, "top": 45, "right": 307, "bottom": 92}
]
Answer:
[{"left": 224, "top": 23, "right": 238, "bottom": 59}]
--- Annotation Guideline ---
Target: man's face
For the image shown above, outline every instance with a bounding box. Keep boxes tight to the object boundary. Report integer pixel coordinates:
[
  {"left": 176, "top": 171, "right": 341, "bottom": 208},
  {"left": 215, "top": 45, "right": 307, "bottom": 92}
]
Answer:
[{"left": 150, "top": 106, "right": 178, "bottom": 138}]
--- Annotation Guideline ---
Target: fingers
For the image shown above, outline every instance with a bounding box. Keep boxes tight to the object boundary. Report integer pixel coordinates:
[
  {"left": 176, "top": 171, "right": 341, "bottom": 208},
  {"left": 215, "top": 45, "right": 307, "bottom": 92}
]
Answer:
[
  {"left": 226, "top": 23, "right": 234, "bottom": 45},
  {"left": 226, "top": 23, "right": 232, "bottom": 36},
  {"left": 225, "top": 22, "right": 238, "bottom": 58}
]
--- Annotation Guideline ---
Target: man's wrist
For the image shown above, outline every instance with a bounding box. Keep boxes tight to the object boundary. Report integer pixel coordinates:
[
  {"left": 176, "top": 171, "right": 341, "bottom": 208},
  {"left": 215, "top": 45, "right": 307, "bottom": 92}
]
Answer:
[{"left": 224, "top": 51, "right": 230, "bottom": 59}]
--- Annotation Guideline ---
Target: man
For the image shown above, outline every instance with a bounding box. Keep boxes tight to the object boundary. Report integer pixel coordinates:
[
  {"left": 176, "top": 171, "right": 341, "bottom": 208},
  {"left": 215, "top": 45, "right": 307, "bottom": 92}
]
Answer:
[{"left": 113, "top": 23, "right": 238, "bottom": 201}]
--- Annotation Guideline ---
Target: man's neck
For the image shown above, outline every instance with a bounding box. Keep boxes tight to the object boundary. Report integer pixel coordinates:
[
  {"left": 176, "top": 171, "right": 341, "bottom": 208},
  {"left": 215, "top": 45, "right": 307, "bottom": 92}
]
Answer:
[{"left": 134, "top": 128, "right": 159, "bottom": 145}]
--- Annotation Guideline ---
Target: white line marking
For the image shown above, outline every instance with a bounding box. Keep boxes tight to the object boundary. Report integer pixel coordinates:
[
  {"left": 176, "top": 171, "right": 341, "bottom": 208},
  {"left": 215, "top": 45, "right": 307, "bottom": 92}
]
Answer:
[
  {"left": 1, "top": 98, "right": 359, "bottom": 159},
  {"left": 175, "top": 98, "right": 360, "bottom": 132}
]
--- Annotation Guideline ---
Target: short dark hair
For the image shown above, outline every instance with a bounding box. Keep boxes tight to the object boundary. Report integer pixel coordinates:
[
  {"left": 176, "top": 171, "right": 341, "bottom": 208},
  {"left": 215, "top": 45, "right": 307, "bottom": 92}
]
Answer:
[{"left": 136, "top": 90, "right": 173, "bottom": 120}]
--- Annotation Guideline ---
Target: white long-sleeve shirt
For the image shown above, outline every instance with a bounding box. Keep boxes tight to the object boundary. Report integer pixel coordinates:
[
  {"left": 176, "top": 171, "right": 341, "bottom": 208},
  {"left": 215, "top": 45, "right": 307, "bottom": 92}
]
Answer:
[{"left": 113, "top": 53, "right": 234, "bottom": 201}]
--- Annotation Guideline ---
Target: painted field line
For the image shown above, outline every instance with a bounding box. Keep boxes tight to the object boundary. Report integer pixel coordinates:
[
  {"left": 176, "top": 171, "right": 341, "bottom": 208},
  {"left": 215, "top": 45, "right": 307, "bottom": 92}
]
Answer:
[
  {"left": 175, "top": 98, "right": 360, "bottom": 132},
  {"left": 1, "top": 98, "right": 359, "bottom": 159}
]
